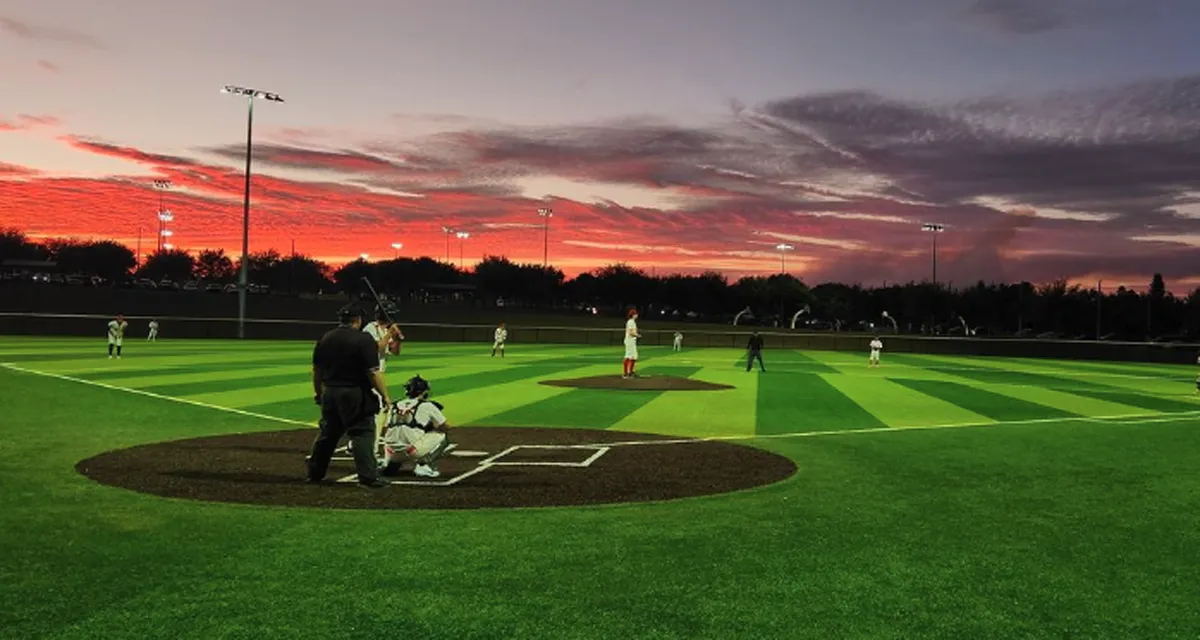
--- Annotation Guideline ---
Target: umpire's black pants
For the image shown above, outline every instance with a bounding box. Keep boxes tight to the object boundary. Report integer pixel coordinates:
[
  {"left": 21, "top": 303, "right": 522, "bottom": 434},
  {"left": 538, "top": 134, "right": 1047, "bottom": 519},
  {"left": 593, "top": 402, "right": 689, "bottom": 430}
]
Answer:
[
  {"left": 306, "top": 386, "right": 379, "bottom": 484},
  {"left": 746, "top": 350, "right": 765, "bottom": 372}
]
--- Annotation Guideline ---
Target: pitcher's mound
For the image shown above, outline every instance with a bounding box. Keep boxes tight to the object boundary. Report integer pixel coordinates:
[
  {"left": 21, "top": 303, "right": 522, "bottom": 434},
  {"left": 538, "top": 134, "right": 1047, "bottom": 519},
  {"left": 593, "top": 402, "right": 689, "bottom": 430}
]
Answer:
[{"left": 540, "top": 375, "right": 733, "bottom": 391}]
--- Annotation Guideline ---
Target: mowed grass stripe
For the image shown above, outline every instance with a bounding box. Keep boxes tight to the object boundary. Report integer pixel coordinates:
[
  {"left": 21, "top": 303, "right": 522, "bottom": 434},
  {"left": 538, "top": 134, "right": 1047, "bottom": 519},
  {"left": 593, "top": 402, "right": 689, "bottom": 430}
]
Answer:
[
  {"left": 778, "top": 350, "right": 840, "bottom": 374},
  {"left": 72, "top": 353, "right": 448, "bottom": 381},
  {"left": 982, "top": 384, "right": 1156, "bottom": 418},
  {"left": 481, "top": 366, "right": 703, "bottom": 429},
  {"left": 608, "top": 368, "right": 754, "bottom": 438},
  {"left": 893, "top": 353, "right": 1200, "bottom": 413},
  {"left": 889, "top": 378, "right": 1078, "bottom": 422},
  {"left": 243, "top": 358, "right": 609, "bottom": 423},
  {"left": 756, "top": 371, "right": 885, "bottom": 434},
  {"left": 821, "top": 375, "right": 992, "bottom": 428},
  {"left": 103, "top": 364, "right": 312, "bottom": 390}
]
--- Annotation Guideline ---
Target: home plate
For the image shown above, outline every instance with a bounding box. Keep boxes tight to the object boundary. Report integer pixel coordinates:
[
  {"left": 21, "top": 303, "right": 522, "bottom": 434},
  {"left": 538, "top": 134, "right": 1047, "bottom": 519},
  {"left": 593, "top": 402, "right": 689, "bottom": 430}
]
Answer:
[{"left": 450, "top": 450, "right": 490, "bottom": 458}]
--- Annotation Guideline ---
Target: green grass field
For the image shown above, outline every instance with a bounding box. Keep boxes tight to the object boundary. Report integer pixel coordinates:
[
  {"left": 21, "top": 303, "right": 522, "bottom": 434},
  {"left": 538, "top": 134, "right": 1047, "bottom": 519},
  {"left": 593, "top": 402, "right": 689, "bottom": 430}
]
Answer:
[{"left": 3, "top": 336, "right": 1200, "bottom": 639}]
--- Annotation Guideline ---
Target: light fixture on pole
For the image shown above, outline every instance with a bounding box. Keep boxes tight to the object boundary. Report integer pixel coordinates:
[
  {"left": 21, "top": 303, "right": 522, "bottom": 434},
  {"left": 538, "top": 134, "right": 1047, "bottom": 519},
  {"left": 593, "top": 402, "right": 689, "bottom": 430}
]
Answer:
[
  {"left": 774, "top": 243, "right": 794, "bottom": 274},
  {"left": 152, "top": 179, "right": 172, "bottom": 252},
  {"left": 156, "top": 210, "right": 174, "bottom": 253},
  {"left": 221, "top": 84, "right": 284, "bottom": 339},
  {"left": 391, "top": 242, "right": 403, "bottom": 259},
  {"left": 455, "top": 231, "right": 470, "bottom": 269},
  {"left": 441, "top": 226, "right": 454, "bottom": 263},
  {"left": 921, "top": 223, "right": 945, "bottom": 287},
  {"left": 537, "top": 207, "right": 553, "bottom": 267}
]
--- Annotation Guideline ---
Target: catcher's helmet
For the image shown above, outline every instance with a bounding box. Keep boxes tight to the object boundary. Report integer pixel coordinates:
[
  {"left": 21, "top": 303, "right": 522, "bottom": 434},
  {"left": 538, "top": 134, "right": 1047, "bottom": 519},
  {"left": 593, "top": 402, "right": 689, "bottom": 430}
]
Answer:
[{"left": 404, "top": 375, "right": 431, "bottom": 399}]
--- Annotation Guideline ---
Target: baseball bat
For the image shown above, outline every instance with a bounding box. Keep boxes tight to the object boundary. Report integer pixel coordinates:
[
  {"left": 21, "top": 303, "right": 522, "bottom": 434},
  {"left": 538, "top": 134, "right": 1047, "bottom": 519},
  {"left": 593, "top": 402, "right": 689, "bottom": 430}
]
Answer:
[{"left": 360, "top": 277, "right": 395, "bottom": 325}]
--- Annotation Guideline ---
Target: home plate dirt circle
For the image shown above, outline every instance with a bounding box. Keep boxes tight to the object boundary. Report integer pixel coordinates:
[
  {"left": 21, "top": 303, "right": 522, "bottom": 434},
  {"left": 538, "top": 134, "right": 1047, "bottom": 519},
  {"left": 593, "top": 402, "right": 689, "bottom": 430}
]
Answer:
[
  {"left": 539, "top": 375, "right": 734, "bottom": 391},
  {"left": 76, "top": 427, "right": 797, "bottom": 510}
]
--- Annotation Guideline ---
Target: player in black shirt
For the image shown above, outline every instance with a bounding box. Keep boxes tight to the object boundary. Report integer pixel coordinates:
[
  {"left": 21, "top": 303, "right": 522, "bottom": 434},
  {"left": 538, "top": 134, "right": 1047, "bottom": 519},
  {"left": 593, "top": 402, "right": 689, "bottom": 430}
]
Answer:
[
  {"left": 746, "top": 331, "right": 766, "bottom": 372},
  {"left": 306, "top": 304, "right": 392, "bottom": 488}
]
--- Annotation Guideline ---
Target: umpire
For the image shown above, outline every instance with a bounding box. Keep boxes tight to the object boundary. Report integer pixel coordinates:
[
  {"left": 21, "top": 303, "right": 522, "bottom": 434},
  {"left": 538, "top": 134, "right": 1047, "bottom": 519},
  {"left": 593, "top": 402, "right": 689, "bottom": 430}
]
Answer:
[
  {"left": 306, "top": 303, "right": 390, "bottom": 488},
  {"left": 746, "top": 330, "right": 766, "bottom": 372}
]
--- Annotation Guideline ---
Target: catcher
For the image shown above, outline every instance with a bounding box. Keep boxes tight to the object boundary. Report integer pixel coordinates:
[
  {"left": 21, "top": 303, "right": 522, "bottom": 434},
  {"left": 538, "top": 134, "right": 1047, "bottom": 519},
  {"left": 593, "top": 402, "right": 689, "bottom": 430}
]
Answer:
[{"left": 379, "top": 375, "right": 453, "bottom": 479}]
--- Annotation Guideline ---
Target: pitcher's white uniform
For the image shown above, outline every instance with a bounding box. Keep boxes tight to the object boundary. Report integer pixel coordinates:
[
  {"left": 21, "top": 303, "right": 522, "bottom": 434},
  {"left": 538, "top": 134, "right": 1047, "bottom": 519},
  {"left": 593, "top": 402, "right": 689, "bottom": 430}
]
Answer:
[
  {"left": 672, "top": 332, "right": 683, "bottom": 351},
  {"left": 147, "top": 320, "right": 159, "bottom": 342},
  {"left": 869, "top": 338, "right": 883, "bottom": 366},
  {"left": 624, "top": 317, "right": 640, "bottom": 360},
  {"left": 493, "top": 326, "right": 507, "bottom": 352},
  {"left": 381, "top": 398, "right": 448, "bottom": 465}
]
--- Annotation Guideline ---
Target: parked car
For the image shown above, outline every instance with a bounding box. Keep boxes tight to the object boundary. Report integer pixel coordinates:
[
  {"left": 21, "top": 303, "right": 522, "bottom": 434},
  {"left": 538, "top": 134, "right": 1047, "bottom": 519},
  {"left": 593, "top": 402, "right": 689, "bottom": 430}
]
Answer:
[
  {"left": 205, "top": 283, "right": 224, "bottom": 293},
  {"left": 182, "top": 280, "right": 200, "bottom": 292}
]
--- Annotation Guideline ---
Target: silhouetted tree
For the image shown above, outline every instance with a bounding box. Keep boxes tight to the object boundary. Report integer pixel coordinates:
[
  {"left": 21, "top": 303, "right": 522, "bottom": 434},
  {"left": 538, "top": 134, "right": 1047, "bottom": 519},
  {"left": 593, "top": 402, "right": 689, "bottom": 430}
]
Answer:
[
  {"left": 0, "top": 228, "right": 49, "bottom": 262},
  {"left": 193, "top": 249, "right": 236, "bottom": 281},
  {"left": 138, "top": 249, "right": 196, "bottom": 281},
  {"left": 46, "top": 240, "right": 136, "bottom": 280}
]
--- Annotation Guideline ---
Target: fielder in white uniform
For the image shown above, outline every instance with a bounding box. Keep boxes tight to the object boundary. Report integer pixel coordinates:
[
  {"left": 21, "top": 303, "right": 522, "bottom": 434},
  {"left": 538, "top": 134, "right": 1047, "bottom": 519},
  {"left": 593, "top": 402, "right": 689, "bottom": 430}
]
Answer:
[
  {"left": 672, "top": 331, "right": 683, "bottom": 352},
  {"left": 379, "top": 376, "right": 452, "bottom": 478},
  {"left": 869, "top": 336, "right": 883, "bottom": 368},
  {"left": 622, "top": 308, "right": 641, "bottom": 379},
  {"left": 107, "top": 315, "right": 128, "bottom": 358},
  {"left": 147, "top": 320, "right": 159, "bottom": 342},
  {"left": 492, "top": 322, "right": 508, "bottom": 358}
]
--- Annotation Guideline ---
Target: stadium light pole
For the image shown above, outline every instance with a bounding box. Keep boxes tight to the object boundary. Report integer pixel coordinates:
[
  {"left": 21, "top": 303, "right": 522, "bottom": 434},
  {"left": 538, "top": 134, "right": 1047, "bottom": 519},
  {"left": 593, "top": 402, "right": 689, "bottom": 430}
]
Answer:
[
  {"left": 921, "top": 223, "right": 945, "bottom": 287},
  {"left": 391, "top": 242, "right": 403, "bottom": 259},
  {"left": 456, "top": 231, "right": 470, "bottom": 269},
  {"left": 537, "top": 207, "right": 553, "bottom": 267},
  {"left": 441, "top": 226, "right": 454, "bottom": 263},
  {"left": 221, "top": 84, "right": 284, "bottom": 339},
  {"left": 775, "top": 243, "right": 794, "bottom": 274}
]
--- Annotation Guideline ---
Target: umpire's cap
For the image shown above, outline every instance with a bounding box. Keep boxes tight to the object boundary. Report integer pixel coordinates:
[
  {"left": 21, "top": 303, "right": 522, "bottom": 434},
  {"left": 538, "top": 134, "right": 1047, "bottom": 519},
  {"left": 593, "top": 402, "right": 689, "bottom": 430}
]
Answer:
[{"left": 337, "top": 303, "right": 366, "bottom": 324}]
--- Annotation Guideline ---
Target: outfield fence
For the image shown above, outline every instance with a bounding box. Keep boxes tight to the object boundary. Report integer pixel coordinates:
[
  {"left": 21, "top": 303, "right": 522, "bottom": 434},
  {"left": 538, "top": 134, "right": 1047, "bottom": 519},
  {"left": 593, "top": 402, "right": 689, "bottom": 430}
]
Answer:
[{"left": 2, "top": 311, "right": 1198, "bottom": 365}]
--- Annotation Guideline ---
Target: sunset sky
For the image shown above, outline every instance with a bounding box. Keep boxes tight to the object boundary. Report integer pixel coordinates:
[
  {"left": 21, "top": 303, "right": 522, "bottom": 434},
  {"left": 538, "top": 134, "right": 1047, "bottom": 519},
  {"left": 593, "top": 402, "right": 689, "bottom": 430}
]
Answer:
[{"left": 3, "top": 0, "right": 1200, "bottom": 290}]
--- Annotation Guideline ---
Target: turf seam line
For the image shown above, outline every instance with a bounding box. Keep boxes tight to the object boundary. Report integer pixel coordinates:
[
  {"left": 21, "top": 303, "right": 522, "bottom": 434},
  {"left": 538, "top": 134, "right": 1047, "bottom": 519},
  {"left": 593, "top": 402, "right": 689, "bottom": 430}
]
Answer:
[{"left": 1, "top": 363, "right": 313, "bottom": 428}]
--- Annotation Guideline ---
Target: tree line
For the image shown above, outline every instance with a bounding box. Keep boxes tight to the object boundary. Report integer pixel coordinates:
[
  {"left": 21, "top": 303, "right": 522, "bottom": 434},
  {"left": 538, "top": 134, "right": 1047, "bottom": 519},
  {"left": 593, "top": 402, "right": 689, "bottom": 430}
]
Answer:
[{"left": 3, "top": 228, "right": 1197, "bottom": 340}]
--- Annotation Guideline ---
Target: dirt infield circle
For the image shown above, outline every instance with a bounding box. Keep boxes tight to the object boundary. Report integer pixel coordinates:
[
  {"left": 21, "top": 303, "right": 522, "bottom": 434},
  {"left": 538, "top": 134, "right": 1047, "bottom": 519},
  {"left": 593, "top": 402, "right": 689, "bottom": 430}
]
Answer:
[
  {"left": 76, "top": 427, "right": 797, "bottom": 510},
  {"left": 539, "top": 374, "right": 734, "bottom": 391}
]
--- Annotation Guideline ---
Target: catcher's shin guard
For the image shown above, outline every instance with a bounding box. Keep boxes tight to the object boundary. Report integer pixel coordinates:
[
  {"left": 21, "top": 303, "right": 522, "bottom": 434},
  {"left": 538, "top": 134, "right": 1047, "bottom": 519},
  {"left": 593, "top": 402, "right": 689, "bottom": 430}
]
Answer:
[{"left": 418, "top": 435, "right": 451, "bottom": 465}]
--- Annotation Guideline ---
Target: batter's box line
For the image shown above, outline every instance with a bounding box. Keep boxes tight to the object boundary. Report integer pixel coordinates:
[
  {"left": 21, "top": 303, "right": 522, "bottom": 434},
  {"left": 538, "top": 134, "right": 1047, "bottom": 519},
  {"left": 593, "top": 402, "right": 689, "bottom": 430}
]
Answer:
[{"left": 334, "top": 444, "right": 611, "bottom": 487}]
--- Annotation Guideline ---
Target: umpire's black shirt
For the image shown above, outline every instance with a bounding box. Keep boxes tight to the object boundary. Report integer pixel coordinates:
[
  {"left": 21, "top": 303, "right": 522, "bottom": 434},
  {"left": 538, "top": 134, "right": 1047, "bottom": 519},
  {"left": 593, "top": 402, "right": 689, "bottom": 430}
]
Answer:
[
  {"left": 748, "top": 334, "right": 764, "bottom": 352},
  {"left": 312, "top": 325, "right": 380, "bottom": 388}
]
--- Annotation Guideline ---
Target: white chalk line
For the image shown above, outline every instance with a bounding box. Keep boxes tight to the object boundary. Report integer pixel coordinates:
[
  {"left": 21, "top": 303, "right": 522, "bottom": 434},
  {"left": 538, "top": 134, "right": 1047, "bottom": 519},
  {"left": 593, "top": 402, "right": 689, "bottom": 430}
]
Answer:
[
  {"left": 573, "top": 409, "right": 1200, "bottom": 449},
  {"left": 5, "top": 361, "right": 1198, "bottom": 468}
]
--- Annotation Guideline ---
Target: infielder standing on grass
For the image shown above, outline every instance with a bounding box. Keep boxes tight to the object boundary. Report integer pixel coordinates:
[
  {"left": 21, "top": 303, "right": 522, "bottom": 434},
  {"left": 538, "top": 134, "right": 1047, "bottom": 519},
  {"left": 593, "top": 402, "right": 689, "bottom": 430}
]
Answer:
[
  {"left": 147, "top": 319, "right": 159, "bottom": 342},
  {"left": 745, "top": 330, "right": 765, "bottom": 372},
  {"left": 492, "top": 322, "right": 508, "bottom": 358},
  {"left": 380, "top": 375, "right": 452, "bottom": 478},
  {"left": 107, "top": 315, "right": 128, "bottom": 359},
  {"left": 869, "top": 335, "right": 884, "bottom": 368},
  {"left": 623, "top": 307, "right": 641, "bottom": 379},
  {"left": 673, "top": 331, "right": 683, "bottom": 352}
]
